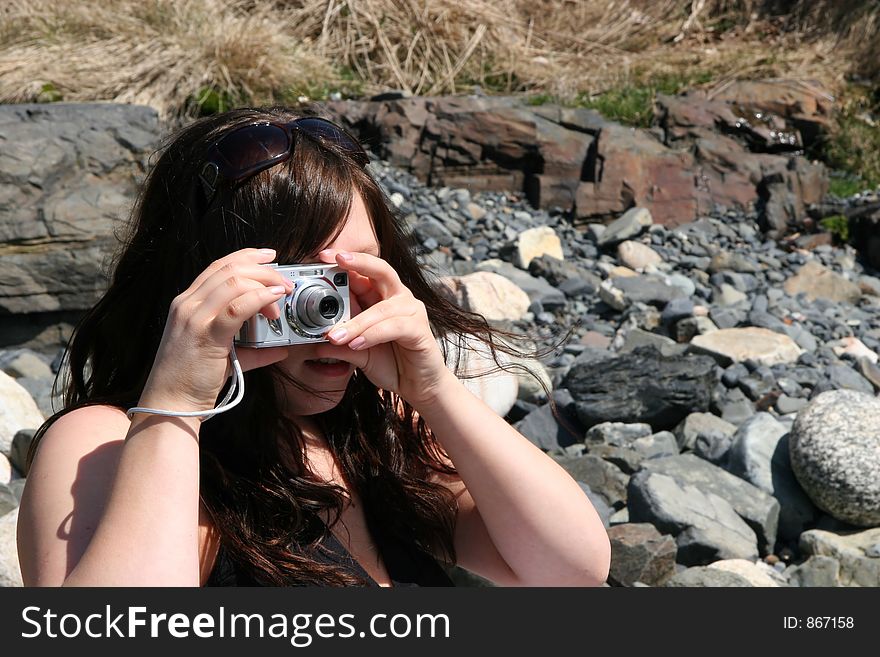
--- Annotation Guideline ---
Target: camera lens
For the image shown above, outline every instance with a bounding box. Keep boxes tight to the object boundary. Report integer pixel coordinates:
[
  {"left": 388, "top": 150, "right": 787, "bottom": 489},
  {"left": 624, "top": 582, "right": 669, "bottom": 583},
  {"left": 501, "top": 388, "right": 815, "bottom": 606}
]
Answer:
[
  {"left": 319, "top": 296, "right": 339, "bottom": 318},
  {"left": 294, "top": 284, "right": 344, "bottom": 329}
]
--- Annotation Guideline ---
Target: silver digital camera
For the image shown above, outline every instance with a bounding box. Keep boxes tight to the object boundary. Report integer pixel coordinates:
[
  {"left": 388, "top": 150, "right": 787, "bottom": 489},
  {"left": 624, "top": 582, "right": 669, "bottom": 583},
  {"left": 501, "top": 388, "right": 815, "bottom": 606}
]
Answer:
[{"left": 235, "top": 263, "right": 351, "bottom": 347}]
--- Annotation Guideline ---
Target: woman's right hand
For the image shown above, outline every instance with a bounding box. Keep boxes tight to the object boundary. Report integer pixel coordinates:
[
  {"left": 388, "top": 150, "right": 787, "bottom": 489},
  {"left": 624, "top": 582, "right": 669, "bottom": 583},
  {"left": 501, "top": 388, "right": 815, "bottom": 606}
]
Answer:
[{"left": 137, "top": 248, "right": 293, "bottom": 415}]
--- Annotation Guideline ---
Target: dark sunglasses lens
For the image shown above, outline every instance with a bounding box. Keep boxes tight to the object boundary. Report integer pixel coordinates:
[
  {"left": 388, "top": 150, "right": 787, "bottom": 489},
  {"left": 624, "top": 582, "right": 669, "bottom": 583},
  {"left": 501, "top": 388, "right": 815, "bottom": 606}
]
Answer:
[
  {"left": 214, "top": 124, "right": 290, "bottom": 176},
  {"left": 295, "top": 118, "right": 369, "bottom": 165}
]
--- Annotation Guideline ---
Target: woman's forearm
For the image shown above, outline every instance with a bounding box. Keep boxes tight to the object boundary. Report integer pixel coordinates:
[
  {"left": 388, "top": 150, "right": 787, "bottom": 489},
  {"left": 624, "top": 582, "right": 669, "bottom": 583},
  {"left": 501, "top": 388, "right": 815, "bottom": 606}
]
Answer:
[
  {"left": 416, "top": 372, "right": 611, "bottom": 586},
  {"left": 62, "top": 414, "right": 202, "bottom": 587}
]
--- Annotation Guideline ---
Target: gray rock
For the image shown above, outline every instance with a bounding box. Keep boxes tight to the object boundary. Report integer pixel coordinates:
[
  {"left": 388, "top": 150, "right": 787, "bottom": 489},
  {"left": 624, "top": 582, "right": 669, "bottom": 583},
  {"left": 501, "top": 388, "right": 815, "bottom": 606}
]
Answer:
[
  {"left": 799, "top": 528, "right": 880, "bottom": 586},
  {"left": 825, "top": 363, "right": 875, "bottom": 394},
  {"left": 602, "top": 275, "right": 686, "bottom": 310},
  {"left": 619, "top": 328, "right": 686, "bottom": 358},
  {"left": 578, "top": 482, "right": 613, "bottom": 529},
  {"left": 597, "top": 207, "right": 653, "bottom": 248},
  {"left": 674, "top": 412, "right": 737, "bottom": 452},
  {"left": 0, "top": 371, "right": 44, "bottom": 456},
  {"left": 790, "top": 390, "right": 880, "bottom": 527},
  {"left": 0, "top": 350, "right": 53, "bottom": 380},
  {"left": 563, "top": 346, "right": 717, "bottom": 430},
  {"left": 413, "top": 216, "right": 454, "bottom": 246},
  {"left": 775, "top": 394, "right": 808, "bottom": 415},
  {"left": 515, "top": 403, "right": 582, "bottom": 453},
  {"left": 726, "top": 413, "right": 818, "bottom": 540},
  {"left": 0, "top": 103, "right": 159, "bottom": 316},
  {"left": 664, "top": 566, "right": 755, "bottom": 587},
  {"left": 552, "top": 454, "right": 629, "bottom": 510},
  {"left": 627, "top": 470, "right": 760, "bottom": 566},
  {"left": 476, "top": 259, "right": 567, "bottom": 309},
  {"left": 784, "top": 555, "right": 841, "bottom": 587},
  {"left": 608, "top": 523, "right": 677, "bottom": 587},
  {"left": 585, "top": 422, "right": 652, "bottom": 445},
  {"left": 0, "top": 507, "right": 21, "bottom": 586},
  {"left": 639, "top": 453, "right": 779, "bottom": 556},
  {"left": 9, "top": 429, "right": 35, "bottom": 476},
  {"left": 0, "top": 482, "right": 16, "bottom": 516}
]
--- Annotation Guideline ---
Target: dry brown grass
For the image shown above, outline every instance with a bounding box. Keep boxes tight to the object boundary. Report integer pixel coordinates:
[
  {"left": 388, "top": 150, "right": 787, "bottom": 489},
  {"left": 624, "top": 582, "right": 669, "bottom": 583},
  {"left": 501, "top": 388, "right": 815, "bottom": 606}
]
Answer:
[{"left": 0, "top": 0, "right": 875, "bottom": 119}]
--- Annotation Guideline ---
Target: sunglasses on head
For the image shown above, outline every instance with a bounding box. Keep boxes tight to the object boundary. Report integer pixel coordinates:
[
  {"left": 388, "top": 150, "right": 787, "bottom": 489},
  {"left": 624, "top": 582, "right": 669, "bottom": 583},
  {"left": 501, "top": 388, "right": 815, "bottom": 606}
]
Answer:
[{"left": 198, "top": 116, "right": 370, "bottom": 204}]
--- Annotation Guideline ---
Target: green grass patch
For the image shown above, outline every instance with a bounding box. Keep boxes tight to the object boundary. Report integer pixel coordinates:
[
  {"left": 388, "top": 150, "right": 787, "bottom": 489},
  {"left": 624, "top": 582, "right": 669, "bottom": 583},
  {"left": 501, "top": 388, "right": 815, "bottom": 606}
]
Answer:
[
  {"left": 573, "top": 71, "right": 715, "bottom": 127},
  {"left": 820, "top": 214, "right": 850, "bottom": 244},
  {"left": 822, "top": 84, "right": 880, "bottom": 193}
]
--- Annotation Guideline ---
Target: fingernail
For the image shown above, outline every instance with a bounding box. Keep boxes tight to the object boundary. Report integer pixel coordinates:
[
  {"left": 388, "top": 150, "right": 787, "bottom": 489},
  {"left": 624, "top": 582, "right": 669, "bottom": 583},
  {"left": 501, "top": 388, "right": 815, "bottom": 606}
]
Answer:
[
  {"left": 349, "top": 336, "right": 366, "bottom": 350},
  {"left": 269, "top": 286, "right": 285, "bottom": 294},
  {"left": 337, "top": 251, "right": 354, "bottom": 262},
  {"left": 259, "top": 248, "right": 276, "bottom": 255},
  {"left": 328, "top": 328, "right": 347, "bottom": 341}
]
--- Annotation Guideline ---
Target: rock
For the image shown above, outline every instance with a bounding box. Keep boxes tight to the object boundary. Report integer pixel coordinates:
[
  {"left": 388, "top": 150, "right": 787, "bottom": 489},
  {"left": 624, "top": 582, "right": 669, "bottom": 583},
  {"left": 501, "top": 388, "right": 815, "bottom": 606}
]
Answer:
[
  {"left": 577, "top": 482, "right": 614, "bottom": 529},
  {"left": 0, "top": 508, "right": 22, "bottom": 587},
  {"left": 563, "top": 346, "right": 717, "bottom": 430},
  {"left": 413, "top": 216, "right": 454, "bottom": 247},
  {"left": 600, "top": 275, "right": 686, "bottom": 311},
  {"left": 824, "top": 363, "right": 875, "bottom": 394},
  {"left": 831, "top": 336, "right": 878, "bottom": 364},
  {"left": 675, "top": 316, "right": 718, "bottom": 342},
  {"left": 0, "top": 371, "right": 44, "bottom": 456},
  {"left": 639, "top": 453, "right": 779, "bottom": 556},
  {"left": 689, "top": 327, "right": 803, "bottom": 366},
  {"left": 661, "top": 298, "right": 695, "bottom": 325},
  {"left": 784, "top": 555, "right": 841, "bottom": 587},
  {"left": 783, "top": 261, "right": 862, "bottom": 305},
  {"left": 627, "top": 470, "right": 760, "bottom": 566},
  {"left": 664, "top": 566, "right": 755, "bottom": 587},
  {"left": 0, "top": 482, "right": 16, "bottom": 517},
  {"left": 596, "top": 207, "right": 653, "bottom": 248},
  {"left": 707, "top": 559, "right": 783, "bottom": 587},
  {"left": 9, "top": 429, "right": 35, "bottom": 476},
  {"left": 0, "top": 454, "right": 10, "bottom": 486},
  {"left": 475, "top": 260, "right": 567, "bottom": 309},
  {"left": 0, "top": 103, "right": 159, "bottom": 316},
  {"left": 673, "top": 412, "right": 737, "bottom": 452},
  {"left": 514, "top": 226, "right": 563, "bottom": 269},
  {"left": 619, "top": 328, "right": 685, "bottom": 358},
  {"left": 0, "top": 350, "right": 53, "bottom": 380},
  {"left": 799, "top": 528, "right": 880, "bottom": 586},
  {"left": 438, "top": 335, "right": 518, "bottom": 417},
  {"left": 515, "top": 403, "right": 582, "bottom": 453},
  {"left": 708, "top": 251, "right": 761, "bottom": 274},
  {"left": 775, "top": 394, "right": 808, "bottom": 415},
  {"left": 585, "top": 422, "right": 652, "bottom": 445},
  {"left": 587, "top": 428, "right": 679, "bottom": 474},
  {"left": 617, "top": 240, "right": 663, "bottom": 270},
  {"left": 726, "top": 413, "right": 818, "bottom": 540},
  {"left": 789, "top": 390, "right": 880, "bottom": 527},
  {"left": 552, "top": 454, "right": 629, "bottom": 510},
  {"left": 439, "top": 271, "right": 530, "bottom": 321},
  {"left": 714, "top": 284, "right": 748, "bottom": 306},
  {"left": 607, "top": 523, "right": 677, "bottom": 587}
]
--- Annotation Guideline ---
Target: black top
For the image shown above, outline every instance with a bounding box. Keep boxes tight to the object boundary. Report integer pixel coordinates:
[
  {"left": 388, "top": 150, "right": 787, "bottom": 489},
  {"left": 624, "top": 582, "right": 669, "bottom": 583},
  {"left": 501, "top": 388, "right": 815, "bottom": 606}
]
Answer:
[{"left": 204, "top": 521, "right": 455, "bottom": 587}]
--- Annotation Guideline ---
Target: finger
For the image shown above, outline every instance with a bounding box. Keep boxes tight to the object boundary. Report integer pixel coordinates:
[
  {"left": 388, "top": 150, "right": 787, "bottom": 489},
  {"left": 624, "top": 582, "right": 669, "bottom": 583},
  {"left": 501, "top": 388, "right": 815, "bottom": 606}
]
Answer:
[
  {"left": 325, "top": 297, "right": 415, "bottom": 345},
  {"left": 193, "top": 263, "right": 293, "bottom": 312},
  {"left": 348, "top": 271, "right": 383, "bottom": 309},
  {"left": 338, "top": 316, "right": 429, "bottom": 352},
  {"left": 318, "top": 249, "right": 404, "bottom": 298},
  {"left": 197, "top": 283, "right": 288, "bottom": 337},
  {"left": 233, "top": 345, "right": 290, "bottom": 373},
  {"left": 189, "top": 248, "right": 280, "bottom": 294}
]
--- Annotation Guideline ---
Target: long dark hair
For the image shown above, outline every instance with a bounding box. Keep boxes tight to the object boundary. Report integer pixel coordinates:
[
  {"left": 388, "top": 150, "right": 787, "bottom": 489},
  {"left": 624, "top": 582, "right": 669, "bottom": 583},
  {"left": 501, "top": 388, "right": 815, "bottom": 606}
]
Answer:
[{"left": 29, "top": 106, "right": 532, "bottom": 585}]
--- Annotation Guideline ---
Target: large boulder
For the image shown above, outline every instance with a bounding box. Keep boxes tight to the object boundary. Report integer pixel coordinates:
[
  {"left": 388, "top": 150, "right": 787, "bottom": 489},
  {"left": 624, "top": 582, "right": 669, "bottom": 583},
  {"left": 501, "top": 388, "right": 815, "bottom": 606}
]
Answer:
[
  {"left": 562, "top": 346, "right": 716, "bottom": 430},
  {"left": 639, "top": 453, "right": 779, "bottom": 556},
  {"left": 725, "top": 413, "right": 818, "bottom": 540},
  {"left": 0, "top": 508, "right": 22, "bottom": 587},
  {"left": 789, "top": 390, "right": 880, "bottom": 527},
  {"left": 0, "top": 103, "right": 159, "bottom": 318},
  {"left": 0, "top": 371, "right": 44, "bottom": 456},
  {"left": 627, "top": 470, "right": 760, "bottom": 566}
]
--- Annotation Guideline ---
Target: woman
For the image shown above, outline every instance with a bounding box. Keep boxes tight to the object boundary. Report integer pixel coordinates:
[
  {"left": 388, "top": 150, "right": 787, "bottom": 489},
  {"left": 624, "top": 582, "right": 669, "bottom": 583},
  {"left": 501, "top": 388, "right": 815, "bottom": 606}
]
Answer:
[{"left": 16, "top": 107, "right": 610, "bottom": 587}]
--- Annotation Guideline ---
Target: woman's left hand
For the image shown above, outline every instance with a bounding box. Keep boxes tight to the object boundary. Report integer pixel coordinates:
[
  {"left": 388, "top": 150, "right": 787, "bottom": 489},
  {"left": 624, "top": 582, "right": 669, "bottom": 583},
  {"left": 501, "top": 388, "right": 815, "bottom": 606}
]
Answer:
[{"left": 317, "top": 249, "right": 454, "bottom": 409}]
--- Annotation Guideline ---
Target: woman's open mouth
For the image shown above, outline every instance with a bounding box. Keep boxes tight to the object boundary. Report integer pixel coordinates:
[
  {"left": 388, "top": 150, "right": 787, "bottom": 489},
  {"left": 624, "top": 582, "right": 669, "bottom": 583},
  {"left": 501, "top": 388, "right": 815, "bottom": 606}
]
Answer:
[{"left": 304, "top": 358, "right": 353, "bottom": 378}]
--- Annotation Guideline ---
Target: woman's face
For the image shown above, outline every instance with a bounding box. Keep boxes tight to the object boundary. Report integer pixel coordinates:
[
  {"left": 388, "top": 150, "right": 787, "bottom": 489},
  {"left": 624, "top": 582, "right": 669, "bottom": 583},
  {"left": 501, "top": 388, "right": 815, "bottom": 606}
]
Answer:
[{"left": 275, "top": 190, "right": 380, "bottom": 417}]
